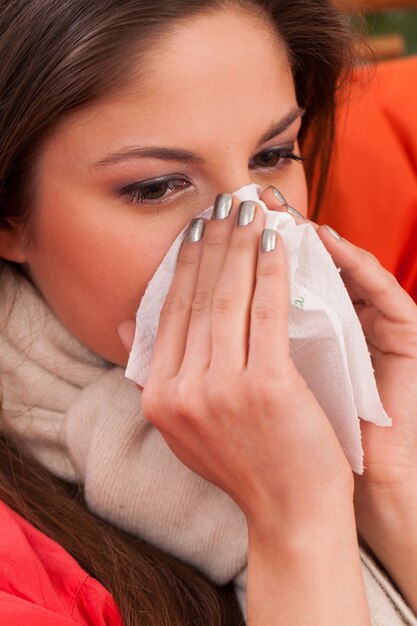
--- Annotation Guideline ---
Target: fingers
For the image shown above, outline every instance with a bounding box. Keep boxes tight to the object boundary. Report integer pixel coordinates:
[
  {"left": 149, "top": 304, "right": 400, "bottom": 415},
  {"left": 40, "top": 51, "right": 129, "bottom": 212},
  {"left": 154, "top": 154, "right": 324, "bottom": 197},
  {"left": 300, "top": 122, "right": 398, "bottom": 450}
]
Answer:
[
  {"left": 147, "top": 218, "right": 205, "bottom": 384},
  {"left": 208, "top": 201, "right": 266, "bottom": 372},
  {"left": 149, "top": 195, "right": 267, "bottom": 383},
  {"left": 260, "top": 185, "right": 416, "bottom": 324},
  {"left": 149, "top": 186, "right": 306, "bottom": 386},
  {"left": 179, "top": 192, "right": 292, "bottom": 377},
  {"left": 259, "top": 185, "right": 310, "bottom": 225},
  {"left": 316, "top": 225, "right": 417, "bottom": 322},
  {"left": 180, "top": 194, "right": 239, "bottom": 370},
  {"left": 247, "top": 230, "right": 291, "bottom": 376}
]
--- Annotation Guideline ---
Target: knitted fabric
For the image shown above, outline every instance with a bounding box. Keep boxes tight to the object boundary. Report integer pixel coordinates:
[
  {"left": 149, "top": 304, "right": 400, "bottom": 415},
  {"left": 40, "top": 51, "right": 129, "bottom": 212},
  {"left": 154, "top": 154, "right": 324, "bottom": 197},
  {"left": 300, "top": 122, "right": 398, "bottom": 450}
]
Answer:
[{"left": 0, "top": 264, "right": 415, "bottom": 624}]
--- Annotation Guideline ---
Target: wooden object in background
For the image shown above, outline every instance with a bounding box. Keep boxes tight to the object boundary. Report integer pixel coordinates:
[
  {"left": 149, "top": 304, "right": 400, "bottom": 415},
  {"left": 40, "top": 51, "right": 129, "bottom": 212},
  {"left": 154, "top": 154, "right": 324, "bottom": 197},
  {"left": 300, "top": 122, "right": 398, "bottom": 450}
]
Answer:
[
  {"left": 366, "top": 33, "right": 406, "bottom": 58},
  {"left": 335, "top": 0, "right": 417, "bottom": 9},
  {"left": 334, "top": 0, "right": 417, "bottom": 59}
]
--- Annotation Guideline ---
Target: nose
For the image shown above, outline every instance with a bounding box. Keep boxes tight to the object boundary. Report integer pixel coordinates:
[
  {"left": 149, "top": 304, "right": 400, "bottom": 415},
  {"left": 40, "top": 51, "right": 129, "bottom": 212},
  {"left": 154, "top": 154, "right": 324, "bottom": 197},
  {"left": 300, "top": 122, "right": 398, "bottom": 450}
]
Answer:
[
  {"left": 209, "top": 161, "right": 253, "bottom": 197},
  {"left": 210, "top": 171, "right": 253, "bottom": 194}
]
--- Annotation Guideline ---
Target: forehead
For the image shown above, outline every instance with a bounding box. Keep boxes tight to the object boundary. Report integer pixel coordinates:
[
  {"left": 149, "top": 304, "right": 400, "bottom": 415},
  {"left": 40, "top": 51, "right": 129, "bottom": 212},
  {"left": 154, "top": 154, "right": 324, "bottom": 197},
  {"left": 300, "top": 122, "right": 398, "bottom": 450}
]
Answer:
[
  {"left": 46, "top": 9, "right": 296, "bottom": 163},
  {"left": 141, "top": 9, "right": 293, "bottom": 108},
  {"left": 150, "top": 7, "right": 289, "bottom": 81}
]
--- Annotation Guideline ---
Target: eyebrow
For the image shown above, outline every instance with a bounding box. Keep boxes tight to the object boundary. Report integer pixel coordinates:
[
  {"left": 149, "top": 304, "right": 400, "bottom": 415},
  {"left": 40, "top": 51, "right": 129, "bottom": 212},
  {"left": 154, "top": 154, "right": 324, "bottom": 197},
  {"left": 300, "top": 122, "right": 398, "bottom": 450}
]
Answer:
[
  {"left": 258, "top": 106, "right": 305, "bottom": 145},
  {"left": 94, "top": 106, "right": 305, "bottom": 167}
]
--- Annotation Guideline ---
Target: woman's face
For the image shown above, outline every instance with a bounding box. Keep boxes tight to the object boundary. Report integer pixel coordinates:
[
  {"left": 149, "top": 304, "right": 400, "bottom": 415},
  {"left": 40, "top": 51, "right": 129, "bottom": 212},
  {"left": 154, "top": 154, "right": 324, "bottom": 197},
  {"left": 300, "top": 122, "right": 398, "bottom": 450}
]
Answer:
[{"left": 9, "top": 9, "right": 307, "bottom": 366}]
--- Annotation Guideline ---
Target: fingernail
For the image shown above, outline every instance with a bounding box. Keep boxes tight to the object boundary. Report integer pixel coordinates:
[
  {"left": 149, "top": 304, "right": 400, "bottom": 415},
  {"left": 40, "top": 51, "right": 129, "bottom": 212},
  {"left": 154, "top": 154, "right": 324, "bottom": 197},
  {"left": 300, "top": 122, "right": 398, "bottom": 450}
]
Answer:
[
  {"left": 212, "top": 193, "right": 233, "bottom": 220},
  {"left": 261, "top": 228, "right": 277, "bottom": 252},
  {"left": 186, "top": 218, "right": 206, "bottom": 242},
  {"left": 287, "top": 205, "right": 306, "bottom": 221},
  {"left": 270, "top": 186, "right": 288, "bottom": 207},
  {"left": 324, "top": 224, "right": 343, "bottom": 240},
  {"left": 237, "top": 201, "right": 256, "bottom": 226}
]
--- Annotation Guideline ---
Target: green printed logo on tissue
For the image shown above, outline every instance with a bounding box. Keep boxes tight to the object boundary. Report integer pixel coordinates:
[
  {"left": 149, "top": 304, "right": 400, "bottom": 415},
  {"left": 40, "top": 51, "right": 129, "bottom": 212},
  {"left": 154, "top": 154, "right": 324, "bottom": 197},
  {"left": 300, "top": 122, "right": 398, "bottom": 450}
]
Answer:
[{"left": 293, "top": 296, "right": 305, "bottom": 309}]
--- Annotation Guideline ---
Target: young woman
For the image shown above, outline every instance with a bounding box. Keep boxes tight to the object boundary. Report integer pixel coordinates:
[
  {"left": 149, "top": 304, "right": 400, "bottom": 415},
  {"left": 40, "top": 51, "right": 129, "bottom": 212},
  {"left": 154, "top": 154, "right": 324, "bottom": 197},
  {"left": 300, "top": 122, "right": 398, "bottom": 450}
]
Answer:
[{"left": 1, "top": 1, "right": 416, "bottom": 625}]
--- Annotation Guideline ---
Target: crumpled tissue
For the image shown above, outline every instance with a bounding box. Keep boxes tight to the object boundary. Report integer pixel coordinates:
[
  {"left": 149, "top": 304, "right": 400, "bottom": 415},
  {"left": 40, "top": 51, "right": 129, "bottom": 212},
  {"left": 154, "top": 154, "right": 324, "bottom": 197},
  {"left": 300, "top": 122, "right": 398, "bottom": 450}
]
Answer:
[{"left": 126, "top": 183, "right": 391, "bottom": 473}]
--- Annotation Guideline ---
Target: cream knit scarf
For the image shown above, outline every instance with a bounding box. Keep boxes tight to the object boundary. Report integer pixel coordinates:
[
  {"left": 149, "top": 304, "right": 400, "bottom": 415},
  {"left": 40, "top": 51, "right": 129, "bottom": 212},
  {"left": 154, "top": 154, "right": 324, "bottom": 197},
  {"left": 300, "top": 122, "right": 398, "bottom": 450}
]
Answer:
[
  {"left": 0, "top": 263, "right": 247, "bottom": 582},
  {"left": 1, "top": 263, "right": 416, "bottom": 626}
]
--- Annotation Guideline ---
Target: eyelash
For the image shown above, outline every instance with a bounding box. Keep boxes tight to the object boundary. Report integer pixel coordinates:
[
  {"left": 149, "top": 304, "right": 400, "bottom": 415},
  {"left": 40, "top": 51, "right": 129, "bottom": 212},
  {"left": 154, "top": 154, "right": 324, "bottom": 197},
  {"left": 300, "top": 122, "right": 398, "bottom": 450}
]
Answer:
[{"left": 121, "top": 146, "right": 304, "bottom": 206}]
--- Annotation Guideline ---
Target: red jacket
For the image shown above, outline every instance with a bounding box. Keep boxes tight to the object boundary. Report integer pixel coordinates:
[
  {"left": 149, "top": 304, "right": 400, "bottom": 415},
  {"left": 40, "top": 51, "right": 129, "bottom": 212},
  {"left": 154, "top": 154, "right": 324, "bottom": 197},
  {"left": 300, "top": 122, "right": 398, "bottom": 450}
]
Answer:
[{"left": 0, "top": 500, "right": 123, "bottom": 625}]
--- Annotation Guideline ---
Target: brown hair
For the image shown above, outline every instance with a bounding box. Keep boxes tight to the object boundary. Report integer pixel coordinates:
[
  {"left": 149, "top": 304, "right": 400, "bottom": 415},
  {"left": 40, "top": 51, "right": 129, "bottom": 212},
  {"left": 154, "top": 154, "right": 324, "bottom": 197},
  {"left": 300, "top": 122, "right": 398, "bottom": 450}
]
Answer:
[
  {"left": 0, "top": 0, "right": 356, "bottom": 623},
  {"left": 0, "top": 430, "right": 243, "bottom": 625}
]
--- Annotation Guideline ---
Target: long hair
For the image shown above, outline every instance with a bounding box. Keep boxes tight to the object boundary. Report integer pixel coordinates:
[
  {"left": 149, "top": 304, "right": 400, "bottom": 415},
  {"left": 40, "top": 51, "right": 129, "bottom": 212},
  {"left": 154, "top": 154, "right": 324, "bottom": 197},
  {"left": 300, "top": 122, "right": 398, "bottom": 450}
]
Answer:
[
  {"left": 0, "top": 1, "right": 356, "bottom": 623},
  {"left": 0, "top": 430, "right": 243, "bottom": 625}
]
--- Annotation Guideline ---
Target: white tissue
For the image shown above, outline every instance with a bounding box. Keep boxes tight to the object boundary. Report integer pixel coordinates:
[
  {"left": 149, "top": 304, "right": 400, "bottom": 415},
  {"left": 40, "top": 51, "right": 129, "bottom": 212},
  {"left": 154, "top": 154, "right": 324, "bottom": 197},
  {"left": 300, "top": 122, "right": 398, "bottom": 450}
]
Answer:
[{"left": 126, "top": 184, "right": 391, "bottom": 473}]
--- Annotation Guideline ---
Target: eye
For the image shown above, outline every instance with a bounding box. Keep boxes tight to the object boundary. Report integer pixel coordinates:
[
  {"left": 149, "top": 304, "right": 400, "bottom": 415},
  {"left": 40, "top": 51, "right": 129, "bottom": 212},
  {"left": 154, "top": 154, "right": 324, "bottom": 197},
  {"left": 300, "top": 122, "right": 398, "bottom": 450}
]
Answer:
[
  {"left": 122, "top": 176, "right": 190, "bottom": 205},
  {"left": 250, "top": 145, "right": 304, "bottom": 170}
]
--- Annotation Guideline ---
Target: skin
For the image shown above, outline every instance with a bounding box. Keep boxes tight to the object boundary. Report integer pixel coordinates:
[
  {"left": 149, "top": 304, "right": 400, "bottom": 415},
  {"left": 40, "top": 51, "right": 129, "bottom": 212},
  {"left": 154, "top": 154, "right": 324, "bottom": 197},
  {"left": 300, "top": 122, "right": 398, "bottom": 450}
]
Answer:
[
  {"left": 2, "top": 6, "right": 417, "bottom": 624},
  {"left": 3, "top": 9, "right": 306, "bottom": 367}
]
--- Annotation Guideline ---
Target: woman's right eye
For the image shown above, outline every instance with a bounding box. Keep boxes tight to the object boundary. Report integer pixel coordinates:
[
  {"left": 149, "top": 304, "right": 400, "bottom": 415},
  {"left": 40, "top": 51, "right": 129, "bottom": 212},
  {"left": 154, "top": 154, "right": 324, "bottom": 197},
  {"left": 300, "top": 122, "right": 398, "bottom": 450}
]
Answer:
[{"left": 122, "top": 177, "right": 190, "bottom": 205}]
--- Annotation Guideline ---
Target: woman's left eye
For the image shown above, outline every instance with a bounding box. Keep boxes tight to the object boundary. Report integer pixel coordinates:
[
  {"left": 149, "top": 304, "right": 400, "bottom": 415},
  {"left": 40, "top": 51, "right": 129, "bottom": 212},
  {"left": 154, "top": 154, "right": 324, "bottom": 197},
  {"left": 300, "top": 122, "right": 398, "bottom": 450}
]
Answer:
[{"left": 250, "top": 146, "right": 304, "bottom": 170}]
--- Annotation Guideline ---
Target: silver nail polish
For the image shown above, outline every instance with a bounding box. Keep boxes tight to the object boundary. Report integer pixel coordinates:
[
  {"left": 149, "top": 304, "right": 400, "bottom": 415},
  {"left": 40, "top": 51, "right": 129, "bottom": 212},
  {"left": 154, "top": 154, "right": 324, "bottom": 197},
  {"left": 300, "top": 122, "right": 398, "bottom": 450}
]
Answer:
[
  {"left": 186, "top": 218, "right": 205, "bottom": 242},
  {"left": 287, "top": 205, "right": 306, "bottom": 221},
  {"left": 271, "top": 186, "right": 288, "bottom": 207},
  {"left": 237, "top": 200, "right": 256, "bottom": 226},
  {"left": 212, "top": 193, "right": 233, "bottom": 220},
  {"left": 324, "top": 224, "right": 343, "bottom": 240},
  {"left": 261, "top": 228, "right": 277, "bottom": 252}
]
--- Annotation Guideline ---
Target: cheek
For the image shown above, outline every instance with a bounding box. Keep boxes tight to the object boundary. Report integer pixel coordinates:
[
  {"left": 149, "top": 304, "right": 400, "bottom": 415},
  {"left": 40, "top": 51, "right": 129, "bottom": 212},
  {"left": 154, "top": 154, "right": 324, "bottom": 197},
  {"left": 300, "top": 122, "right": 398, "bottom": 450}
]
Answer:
[{"left": 25, "top": 198, "right": 177, "bottom": 365}]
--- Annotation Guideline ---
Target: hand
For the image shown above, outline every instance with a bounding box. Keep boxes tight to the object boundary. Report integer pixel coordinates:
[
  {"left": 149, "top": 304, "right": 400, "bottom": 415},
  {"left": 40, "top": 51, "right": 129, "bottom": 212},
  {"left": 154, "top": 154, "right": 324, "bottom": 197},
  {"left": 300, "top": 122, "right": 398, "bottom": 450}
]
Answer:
[
  {"left": 318, "top": 228, "right": 417, "bottom": 493},
  {"left": 260, "top": 186, "right": 417, "bottom": 522},
  {"left": 136, "top": 192, "right": 353, "bottom": 528},
  {"left": 318, "top": 226, "right": 417, "bottom": 547}
]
